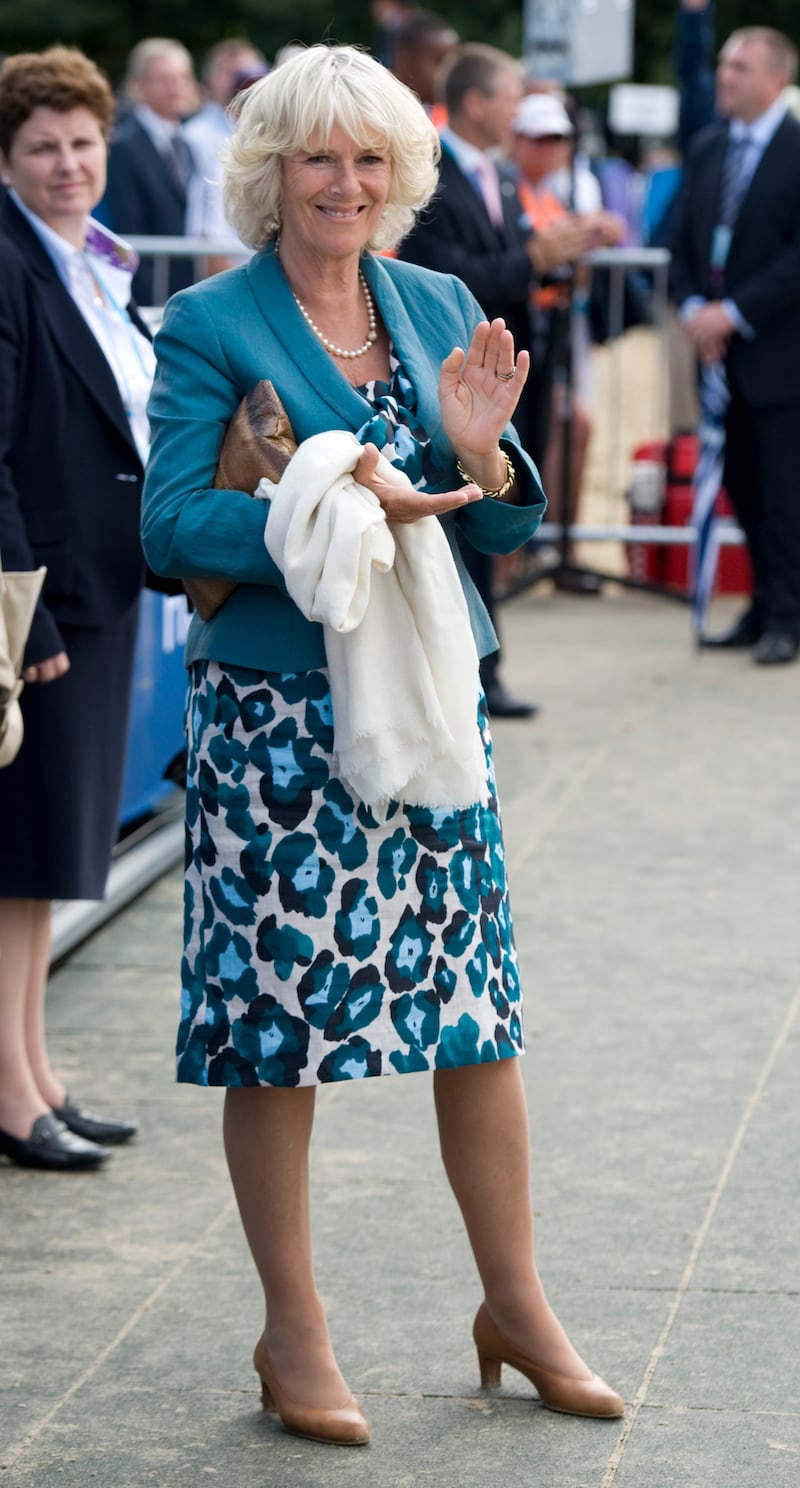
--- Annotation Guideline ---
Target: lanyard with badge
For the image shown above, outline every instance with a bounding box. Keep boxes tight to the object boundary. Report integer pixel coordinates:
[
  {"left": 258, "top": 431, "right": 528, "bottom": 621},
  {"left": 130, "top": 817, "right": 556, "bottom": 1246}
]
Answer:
[{"left": 82, "top": 254, "right": 153, "bottom": 421}]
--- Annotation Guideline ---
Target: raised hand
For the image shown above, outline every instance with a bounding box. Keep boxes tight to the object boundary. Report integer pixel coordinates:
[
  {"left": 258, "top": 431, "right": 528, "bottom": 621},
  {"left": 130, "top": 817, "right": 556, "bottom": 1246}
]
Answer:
[{"left": 439, "top": 319, "right": 529, "bottom": 479}]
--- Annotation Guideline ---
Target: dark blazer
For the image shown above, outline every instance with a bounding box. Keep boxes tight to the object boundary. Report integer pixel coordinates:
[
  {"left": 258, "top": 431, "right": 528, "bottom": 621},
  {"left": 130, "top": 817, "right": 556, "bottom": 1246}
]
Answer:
[
  {"left": 398, "top": 148, "right": 540, "bottom": 454},
  {"left": 99, "top": 115, "right": 195, "bottom": 305},
  {"left": 669, "top": 113, "right": 800, "bottom": 405},
  {"left": 398, "top": 147, "right": 534, "bottom": 356},
  {"left": 0, "top": 197, "right": 147, "bottom": 666}
]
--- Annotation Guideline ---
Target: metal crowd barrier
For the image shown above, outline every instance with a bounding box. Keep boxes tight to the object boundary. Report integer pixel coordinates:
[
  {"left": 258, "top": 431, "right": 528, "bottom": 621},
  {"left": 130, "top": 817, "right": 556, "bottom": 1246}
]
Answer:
[{"left": 128, "top": 235, "right": 245, "bottom": 309}]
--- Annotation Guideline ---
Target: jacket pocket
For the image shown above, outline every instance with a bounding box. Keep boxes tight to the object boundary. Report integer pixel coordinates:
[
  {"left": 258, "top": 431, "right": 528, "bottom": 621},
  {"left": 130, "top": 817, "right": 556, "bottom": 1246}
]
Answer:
[
  {"left": 24, "top": 509, "right": 71, "bottom": 549},
  {"left": 24, "top": 511, "right": 72, "bottom": 597}
]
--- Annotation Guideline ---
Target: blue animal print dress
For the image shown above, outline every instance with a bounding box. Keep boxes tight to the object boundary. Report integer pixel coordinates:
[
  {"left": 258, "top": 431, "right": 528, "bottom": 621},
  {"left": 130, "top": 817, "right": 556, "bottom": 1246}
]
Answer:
[{"left": 178, "top": 356, "right": 524, "bottom": 1087}]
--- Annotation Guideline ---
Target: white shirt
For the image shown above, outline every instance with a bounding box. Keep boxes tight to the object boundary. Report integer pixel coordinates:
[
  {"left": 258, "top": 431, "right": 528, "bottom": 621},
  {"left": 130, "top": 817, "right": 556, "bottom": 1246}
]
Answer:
[
  {"left": 11, "top": 192, "right": 156, "bottom": 462},
  {"left": 133, "top": 103, "right": 185, "bottom": 157},
  {"left": 184, "top": 102, "right": 249, "bottom": 255},
  {"left": 544, "top": 157, "right": 603, "bottom": 214}
]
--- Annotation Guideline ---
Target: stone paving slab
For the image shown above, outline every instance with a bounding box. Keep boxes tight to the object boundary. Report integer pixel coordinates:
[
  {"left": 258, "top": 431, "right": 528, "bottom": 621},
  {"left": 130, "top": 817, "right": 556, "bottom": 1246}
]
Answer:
[{"left": 2, "top": 587, "right": 798, "bottom": 1487}]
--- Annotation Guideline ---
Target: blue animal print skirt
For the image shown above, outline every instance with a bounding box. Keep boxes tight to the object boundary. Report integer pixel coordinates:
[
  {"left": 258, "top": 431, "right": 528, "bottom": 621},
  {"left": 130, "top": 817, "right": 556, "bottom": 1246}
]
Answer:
[{"left": 178, "top": 660, "right": 524, "bottom": 1087}]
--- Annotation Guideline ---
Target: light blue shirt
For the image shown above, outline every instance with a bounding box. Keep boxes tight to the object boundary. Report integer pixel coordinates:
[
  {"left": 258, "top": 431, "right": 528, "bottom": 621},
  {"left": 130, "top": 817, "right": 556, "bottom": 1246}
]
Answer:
[
  {"left": 727, "top": 96, "right": 787, "bottom": 199},
  {"left": 440, "top": 126, "right": 493, "bottom": 178}
]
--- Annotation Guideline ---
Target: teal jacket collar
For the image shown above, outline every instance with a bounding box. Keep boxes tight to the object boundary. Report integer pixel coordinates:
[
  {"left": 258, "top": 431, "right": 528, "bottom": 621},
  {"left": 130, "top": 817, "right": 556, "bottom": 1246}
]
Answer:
[{"left": 244, "top": 243, "right": 446, "bottom": 466}]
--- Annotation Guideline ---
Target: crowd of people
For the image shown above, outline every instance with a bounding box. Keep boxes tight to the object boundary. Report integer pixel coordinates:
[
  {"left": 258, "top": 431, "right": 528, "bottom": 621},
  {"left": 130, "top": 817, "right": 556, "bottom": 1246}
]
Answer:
[{"left": 1, "top": 0, "right": 799, "bottom": 1457}]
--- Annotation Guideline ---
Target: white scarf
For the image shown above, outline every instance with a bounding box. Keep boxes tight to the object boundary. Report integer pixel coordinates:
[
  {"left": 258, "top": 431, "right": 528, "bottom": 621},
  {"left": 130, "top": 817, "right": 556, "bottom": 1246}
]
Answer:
[{"left": 262, "top": 430, "right": 487, "bottom": 811}]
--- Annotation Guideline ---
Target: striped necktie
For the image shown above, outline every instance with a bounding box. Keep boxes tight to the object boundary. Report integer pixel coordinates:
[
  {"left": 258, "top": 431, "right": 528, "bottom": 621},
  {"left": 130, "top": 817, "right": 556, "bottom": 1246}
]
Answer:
[
  {"left": 168, "top": 133, "right": 193, "bottom": 193},
  {"left": 718, "top": 131, "right": 752, "bottom": 229}
]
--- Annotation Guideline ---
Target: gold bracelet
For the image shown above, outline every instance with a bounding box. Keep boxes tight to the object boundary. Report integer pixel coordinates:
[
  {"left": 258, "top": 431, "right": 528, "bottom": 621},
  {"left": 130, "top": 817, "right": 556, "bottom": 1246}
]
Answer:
[{"left": 456, "top": 449, "right": 516, "bottom": 501}]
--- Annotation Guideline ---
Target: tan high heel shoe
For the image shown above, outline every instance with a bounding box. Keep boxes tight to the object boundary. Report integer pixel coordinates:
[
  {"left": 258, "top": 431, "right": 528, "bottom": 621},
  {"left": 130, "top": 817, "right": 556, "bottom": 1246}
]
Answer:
[
  {"left": 253, "top": 1336, "right": 371, "bottom": 1446},
  {"left": 473, "top": 1303, "right": 624, "bottom": 1419}
]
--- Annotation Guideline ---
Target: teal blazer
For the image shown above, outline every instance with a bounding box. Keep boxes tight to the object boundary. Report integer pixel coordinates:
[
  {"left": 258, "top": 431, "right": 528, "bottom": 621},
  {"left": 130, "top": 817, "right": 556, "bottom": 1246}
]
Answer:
[{"left": 142, "top": 243, "right": 546, "bottom": 673}]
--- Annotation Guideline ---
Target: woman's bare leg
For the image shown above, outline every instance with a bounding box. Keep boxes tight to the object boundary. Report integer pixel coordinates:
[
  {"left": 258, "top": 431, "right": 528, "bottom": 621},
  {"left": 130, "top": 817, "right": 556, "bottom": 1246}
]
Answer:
[
  {"left": 21, "top": 899, "right": 66, "bottom": 1108},
  {"left": 0, "top": 899, "right": 54, "bottom": 1136},
  {"left": 434, "top": 1058, "right": 592, "bottom": 1379},
  {"left": 223, "top": 1085, "right": 353, "bottom": 1407}
]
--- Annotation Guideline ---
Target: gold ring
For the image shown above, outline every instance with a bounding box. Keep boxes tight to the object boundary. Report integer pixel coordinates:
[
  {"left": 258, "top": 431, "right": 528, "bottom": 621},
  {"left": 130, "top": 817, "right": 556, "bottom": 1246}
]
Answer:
[{"left": 495, "top": 368, "right": 515, "bottom": 381}]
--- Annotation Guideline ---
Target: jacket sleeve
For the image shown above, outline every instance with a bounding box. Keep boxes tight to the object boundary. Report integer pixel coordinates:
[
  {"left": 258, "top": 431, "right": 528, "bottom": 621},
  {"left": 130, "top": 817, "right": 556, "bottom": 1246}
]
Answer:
[
  {"left": 731, "top": 227, "right": 800, "bottom": 333},
  {"left": 100, "top": 137, "right": 150, "bottom": 236},
  {"left": 667, "top": 143, "right": 704, "bottom": 309},
  {"left": 445, "top": 275, "right": 546, "bottom": 556},
  {"left": 142, "top": 290, "right": 286, "bottom": 589},
  {"left": 0, "top": 253, "right": 64, "bottom": 664}
]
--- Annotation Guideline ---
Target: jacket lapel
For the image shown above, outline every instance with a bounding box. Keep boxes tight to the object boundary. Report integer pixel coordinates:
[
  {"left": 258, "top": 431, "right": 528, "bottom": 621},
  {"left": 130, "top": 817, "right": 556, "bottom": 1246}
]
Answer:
[
  {"left": 130, "top": 117, "right": 188, "bottom": 210},
  {"left": 499, "top": 163, "right": 525, "bottom": 246},
  {"left": 731, "top": 113, "right": 794, "bottom": 242},
  {"left": 246, "top": 244, "right": 445, "bottom": 455},
  {"left": 361, "top": 255, "right": 444, "bottom": 452},
  {"left": 699, "top": 127, "right": 730, "bottom": 254},
  {"left": 1, "top": 198, "right": 138, "bottom": 453},
  {"left": 438, "top": 148, "right": 503, "bottom": 250},
  {"left": 246, "top": 245, "right": 377, "bottom": 430}
]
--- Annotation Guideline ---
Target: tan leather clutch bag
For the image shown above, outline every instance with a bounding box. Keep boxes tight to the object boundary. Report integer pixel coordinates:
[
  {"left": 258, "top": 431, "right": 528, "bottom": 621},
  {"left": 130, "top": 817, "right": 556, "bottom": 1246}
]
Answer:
[
  {"left": 182, "top": 379, "right": 297, "bottom": 622},
  {"left": 0, "top": 558, "right": 46, "bottom": 768}
]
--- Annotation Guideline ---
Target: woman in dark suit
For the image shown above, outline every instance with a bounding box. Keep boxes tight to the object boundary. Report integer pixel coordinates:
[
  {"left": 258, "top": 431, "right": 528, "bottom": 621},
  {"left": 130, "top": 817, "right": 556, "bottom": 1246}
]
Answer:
[{"left": 0, "top": 47, "right": 150, "bottom": 1169}]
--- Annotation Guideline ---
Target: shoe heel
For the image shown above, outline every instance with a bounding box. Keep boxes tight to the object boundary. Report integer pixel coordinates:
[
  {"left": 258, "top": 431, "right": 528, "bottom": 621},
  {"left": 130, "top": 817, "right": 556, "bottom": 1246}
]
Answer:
[
  {"left": 258, "top": 1376, "right": 276, "bottom": 1412},
  {"left": 478, "top": 1350, "right": 502, "bottom": 1388}
]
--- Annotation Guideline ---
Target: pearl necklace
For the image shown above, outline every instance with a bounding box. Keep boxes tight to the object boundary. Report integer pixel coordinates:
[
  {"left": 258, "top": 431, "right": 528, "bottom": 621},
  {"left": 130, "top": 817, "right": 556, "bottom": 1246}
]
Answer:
[
  {"left": 293, "top": 271, "right": 378, "bottom": 359},
  {"left": 275, "top": 235, "right": 378, "bottom": 359}
]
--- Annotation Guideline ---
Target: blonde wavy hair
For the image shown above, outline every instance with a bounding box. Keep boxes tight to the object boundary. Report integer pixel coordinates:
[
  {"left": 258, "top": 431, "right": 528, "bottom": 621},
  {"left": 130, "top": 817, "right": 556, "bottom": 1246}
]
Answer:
[{"left": 222, "top": 44, "right": 441, "bottom": 253}]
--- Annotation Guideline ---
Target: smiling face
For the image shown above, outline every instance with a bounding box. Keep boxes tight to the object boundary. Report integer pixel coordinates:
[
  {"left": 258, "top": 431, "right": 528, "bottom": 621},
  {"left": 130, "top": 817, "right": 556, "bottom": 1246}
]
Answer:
[
  {"left": 279, "top": 122, "right": 393, "bottom": 267},
  {"left": 1, "top": 104, "right": 107, "bottom": 241}
]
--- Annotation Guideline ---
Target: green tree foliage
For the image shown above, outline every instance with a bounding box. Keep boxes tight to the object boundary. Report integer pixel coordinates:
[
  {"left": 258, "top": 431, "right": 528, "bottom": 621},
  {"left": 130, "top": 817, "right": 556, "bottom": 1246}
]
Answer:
[
  {"left": 637, "top": 1, "right": 800, "bottom": 84},
  {"left": 0, "top": 1, "right": 798, "bottom": 87}
]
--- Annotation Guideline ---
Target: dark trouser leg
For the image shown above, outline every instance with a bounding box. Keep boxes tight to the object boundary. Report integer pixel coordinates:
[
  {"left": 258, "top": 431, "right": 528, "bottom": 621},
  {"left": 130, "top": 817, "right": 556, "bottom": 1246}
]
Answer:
[
  {"left": 723, "top": 382, "right": 766, "bottom": 625},
  {"left": 725, "top": 385, "right": 800, "bottom": 634},
  {"left": 753, "top": 400, "right": 800, "bottom": 633}
]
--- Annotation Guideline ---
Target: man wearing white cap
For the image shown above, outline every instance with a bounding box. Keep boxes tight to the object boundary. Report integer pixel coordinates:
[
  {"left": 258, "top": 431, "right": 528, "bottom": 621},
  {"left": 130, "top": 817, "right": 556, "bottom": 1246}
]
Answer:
[{"left": 513, "top": 93, "right": 623, "bottom": 590}]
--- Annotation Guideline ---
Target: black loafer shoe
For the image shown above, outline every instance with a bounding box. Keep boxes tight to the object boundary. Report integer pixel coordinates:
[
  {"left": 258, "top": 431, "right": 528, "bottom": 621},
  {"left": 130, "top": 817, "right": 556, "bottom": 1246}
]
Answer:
[
  {"left": 553, "top": 569, "right": 604, "bottom": 595},
  {"left": 753, "top": 631, "right": 799, "bottom": 665},
  {"left": 701, "top": 612, "right": 763, "bottom": 648},
  {"left": 0, "top": 1113, "right": 110, "bottom": 1170},
  {"left": 53, "top": 1095, "right": 138, "bottom": 1146},
  {"left": 483, "top": 683, "right": 539, "bottom": 720}
]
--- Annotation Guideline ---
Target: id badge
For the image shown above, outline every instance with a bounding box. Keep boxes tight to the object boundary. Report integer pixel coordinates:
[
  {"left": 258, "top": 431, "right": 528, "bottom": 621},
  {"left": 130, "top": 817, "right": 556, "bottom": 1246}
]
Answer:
[{"left": 711, "top": 225, "right": 732, "bottom": 270}]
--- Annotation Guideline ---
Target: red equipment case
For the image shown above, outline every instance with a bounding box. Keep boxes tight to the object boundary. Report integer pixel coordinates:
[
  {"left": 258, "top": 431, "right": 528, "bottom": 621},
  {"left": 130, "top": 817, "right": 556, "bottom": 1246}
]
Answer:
[{"left": 626, "top": 435, "right": 752, "bottom": 595}]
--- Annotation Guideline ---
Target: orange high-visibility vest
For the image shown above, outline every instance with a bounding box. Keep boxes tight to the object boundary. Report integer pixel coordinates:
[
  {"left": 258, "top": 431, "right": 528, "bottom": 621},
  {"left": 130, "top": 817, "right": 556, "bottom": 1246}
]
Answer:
[{"left": 516, "top": 178, "right": 570, "bottom": 309}]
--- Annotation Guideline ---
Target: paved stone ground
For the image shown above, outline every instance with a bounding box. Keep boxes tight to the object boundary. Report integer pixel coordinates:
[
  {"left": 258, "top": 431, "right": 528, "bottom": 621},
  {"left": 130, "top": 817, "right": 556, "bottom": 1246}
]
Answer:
[{"left": 2, "top": 584, "right": 798, "bottom": 1488}]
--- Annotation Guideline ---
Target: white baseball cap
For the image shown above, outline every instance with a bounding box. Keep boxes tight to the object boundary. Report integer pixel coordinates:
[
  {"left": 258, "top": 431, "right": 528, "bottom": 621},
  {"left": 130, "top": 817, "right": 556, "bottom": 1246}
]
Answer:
[{"left": 513, "top": 94, "right": 574, "bottom": 139}]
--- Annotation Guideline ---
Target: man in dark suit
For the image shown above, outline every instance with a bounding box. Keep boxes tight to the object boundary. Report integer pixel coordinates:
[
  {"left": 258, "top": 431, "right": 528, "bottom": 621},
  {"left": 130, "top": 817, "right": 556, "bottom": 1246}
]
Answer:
[
  {"left": 99, "top": 38, "right": 197, "bottom": 306},
  {"left": 671, "top": 26, "right": 800, "bottom": 664},
  {"left": 398, "top": 44, "right": 589, "bottom": 716}
]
